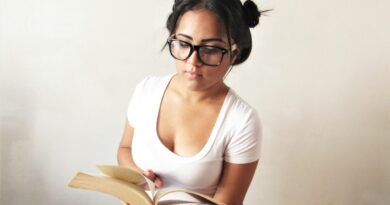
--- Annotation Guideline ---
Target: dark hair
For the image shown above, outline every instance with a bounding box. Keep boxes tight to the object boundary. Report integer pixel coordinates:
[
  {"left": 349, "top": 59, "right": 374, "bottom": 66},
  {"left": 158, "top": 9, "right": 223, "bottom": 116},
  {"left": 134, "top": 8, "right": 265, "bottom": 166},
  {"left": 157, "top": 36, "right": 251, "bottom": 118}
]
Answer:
[{"left": 166, "top": 0, "right": 267, "bottom": 65}]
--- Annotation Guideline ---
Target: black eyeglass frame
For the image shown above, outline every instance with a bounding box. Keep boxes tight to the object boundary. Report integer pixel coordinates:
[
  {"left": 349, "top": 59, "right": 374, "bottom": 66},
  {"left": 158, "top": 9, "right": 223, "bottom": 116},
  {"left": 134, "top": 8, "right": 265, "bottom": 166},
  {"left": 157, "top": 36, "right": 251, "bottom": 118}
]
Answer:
[{"left": 166, "top": 38, "right": 233, "bottom": 67}]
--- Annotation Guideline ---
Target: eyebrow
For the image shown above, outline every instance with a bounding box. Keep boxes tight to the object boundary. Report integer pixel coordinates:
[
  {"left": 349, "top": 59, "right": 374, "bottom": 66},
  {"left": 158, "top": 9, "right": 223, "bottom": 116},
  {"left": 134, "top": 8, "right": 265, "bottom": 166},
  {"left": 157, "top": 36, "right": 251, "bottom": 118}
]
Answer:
[{"left": 176, "top": 33, "right": 226, "bottom": 44}]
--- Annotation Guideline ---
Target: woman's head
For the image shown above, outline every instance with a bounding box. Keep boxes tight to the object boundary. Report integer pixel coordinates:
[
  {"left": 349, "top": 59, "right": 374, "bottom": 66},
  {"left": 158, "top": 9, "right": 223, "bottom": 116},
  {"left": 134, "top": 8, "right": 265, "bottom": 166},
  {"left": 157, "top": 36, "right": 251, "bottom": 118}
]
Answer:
[{"left": 166, "top": 0, "right": 264, "bottom": 66}]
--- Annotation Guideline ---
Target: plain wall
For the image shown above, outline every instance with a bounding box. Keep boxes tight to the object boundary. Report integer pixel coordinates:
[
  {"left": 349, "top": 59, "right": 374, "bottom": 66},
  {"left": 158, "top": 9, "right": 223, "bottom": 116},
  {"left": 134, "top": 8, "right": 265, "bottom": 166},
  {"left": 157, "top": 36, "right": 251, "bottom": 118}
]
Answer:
[{"left": 1, "top": 0, "right": 389, "bottom": 204}]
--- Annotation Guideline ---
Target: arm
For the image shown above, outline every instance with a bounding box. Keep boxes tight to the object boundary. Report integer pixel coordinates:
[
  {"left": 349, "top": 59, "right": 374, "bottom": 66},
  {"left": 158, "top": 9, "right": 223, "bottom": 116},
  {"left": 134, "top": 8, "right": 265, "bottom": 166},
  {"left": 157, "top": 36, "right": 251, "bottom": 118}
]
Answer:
[
  {"left": 117, "top": 119, "right": 164, "bottom": 187},
  {"left": 213, "top": 160, "right": 259, "bottom": 205},
  {"left": 117, "top": 119, "right": 141, "bottom": 171}
]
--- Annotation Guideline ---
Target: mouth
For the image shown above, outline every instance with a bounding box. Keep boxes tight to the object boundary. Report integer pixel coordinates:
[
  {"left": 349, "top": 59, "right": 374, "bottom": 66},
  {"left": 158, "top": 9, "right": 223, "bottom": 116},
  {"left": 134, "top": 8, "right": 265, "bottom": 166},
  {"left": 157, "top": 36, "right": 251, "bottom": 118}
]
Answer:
[{"left": 185, "top": 71, "right": 202, "bottom": 79}]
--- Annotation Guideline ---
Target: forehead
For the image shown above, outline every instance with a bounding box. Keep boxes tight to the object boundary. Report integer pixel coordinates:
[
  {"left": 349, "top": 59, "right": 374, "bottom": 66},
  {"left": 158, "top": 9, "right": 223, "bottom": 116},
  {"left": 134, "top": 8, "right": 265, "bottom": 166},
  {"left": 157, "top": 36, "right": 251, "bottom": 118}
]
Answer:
[{"left": 175, "top": 9, "right": 227, "bottom": 41}]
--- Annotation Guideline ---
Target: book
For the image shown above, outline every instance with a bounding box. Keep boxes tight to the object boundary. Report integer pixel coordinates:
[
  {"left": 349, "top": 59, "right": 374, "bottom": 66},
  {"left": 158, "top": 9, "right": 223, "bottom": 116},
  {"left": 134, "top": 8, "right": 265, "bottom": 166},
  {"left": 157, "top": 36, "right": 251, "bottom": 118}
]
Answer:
[{"left": 68, "top": 165, "right": 225, "bottom": 205}]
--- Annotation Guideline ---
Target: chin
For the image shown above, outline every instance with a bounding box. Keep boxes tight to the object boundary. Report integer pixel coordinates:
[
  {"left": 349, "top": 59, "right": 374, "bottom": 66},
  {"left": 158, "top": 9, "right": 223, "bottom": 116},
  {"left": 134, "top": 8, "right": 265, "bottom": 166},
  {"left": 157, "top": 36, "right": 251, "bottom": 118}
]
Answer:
[{"left": 183, "top": 80, "right": 206, "bottom": 91}]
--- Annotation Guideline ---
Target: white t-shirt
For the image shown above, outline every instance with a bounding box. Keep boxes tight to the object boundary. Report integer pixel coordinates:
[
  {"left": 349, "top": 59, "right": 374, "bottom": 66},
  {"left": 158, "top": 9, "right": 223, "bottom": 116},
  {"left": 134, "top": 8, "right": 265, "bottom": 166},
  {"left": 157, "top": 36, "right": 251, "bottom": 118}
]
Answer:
[{"left": 127, "top": 74, "right": 261, "bottom": 201}]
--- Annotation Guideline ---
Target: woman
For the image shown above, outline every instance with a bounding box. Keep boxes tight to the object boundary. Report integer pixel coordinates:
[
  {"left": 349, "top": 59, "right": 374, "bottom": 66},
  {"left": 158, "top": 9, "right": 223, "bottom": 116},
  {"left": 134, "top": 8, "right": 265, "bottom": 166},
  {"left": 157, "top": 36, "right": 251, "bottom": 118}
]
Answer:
[{"left": 118, "top": 0, "right": 265, "bottom": 204}]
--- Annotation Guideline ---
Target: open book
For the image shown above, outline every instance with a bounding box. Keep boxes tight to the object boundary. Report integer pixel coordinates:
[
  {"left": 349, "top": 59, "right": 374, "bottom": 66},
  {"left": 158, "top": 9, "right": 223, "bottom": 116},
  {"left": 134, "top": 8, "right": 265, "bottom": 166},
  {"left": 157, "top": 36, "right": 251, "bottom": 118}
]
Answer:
[{"left": 68, "top": 165, "right": 225, "bottom": 205}]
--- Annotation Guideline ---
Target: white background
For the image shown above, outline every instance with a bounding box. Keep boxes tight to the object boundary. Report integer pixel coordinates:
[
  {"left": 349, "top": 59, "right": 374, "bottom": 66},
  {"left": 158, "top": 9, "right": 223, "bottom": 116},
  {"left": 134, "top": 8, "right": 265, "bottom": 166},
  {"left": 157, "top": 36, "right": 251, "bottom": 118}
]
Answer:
[{"left": 1, "top": 0, "right": 389, "bottom": 204}]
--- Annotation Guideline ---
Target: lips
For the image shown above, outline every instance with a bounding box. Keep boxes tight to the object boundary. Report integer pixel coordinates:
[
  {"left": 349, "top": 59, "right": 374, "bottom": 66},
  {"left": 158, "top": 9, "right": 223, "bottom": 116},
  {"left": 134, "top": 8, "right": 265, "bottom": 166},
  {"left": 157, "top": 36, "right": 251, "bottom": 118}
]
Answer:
[{"left": 185, "top": 71, "right": 202, "bottom": 79}]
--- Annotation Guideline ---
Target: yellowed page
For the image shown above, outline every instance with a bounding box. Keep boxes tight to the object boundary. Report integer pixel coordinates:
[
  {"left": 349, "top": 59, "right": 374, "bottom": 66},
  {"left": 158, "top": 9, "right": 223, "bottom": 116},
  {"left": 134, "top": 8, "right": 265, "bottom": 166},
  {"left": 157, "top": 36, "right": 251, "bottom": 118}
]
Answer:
[
  {"left": 68, "top": 172, "right": 153, "bottom": 205},
  {"left": 153, "top": 187, "right": 226, "bottom": 205},
  {"left": 98, "top": 165, "right": 156, "bottom": 196},
  {"left": 98, "top": 165, "right": 145, "bottom": 184}
]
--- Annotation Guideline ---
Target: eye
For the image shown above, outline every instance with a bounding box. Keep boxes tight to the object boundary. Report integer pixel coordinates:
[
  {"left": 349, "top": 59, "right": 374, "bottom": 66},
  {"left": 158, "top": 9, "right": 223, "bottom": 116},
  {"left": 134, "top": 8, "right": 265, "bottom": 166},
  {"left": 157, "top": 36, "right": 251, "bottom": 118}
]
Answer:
[
  {"left": 177, "top": 40, "right": 191, "bottom": 48},
  {"left": 200, "top": 46, "right": 222, "bottom": 55}
]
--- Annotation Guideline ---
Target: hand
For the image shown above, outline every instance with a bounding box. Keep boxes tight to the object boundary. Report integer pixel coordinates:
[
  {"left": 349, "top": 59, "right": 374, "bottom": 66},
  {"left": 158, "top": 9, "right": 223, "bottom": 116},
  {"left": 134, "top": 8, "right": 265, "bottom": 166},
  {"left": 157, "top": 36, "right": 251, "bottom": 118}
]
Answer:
[
  {"left": 143, "top": 169, "right": 164, "bottom": 189},
  {"left": 121, "top": 170, "right": 164, "bottom": 205}
]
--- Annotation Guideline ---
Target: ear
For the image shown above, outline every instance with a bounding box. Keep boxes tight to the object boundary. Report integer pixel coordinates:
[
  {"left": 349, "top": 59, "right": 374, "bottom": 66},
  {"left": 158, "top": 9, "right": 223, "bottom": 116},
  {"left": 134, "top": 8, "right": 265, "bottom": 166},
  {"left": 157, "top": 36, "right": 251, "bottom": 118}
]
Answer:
[{"left": 230, "top": 44, "right": 239, "bottom": 64}]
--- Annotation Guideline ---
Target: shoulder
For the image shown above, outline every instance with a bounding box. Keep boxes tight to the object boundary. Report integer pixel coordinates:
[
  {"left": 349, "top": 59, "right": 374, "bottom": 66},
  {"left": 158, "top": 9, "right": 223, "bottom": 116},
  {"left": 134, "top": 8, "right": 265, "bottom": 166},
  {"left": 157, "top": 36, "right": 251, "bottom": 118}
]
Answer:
[
  {"left": 223, "top": 89, "right": 262, "bottom": 139},
  {"left": 222, "top": 89, "right": 262, "bottom": 163},
  {"left": 226, "top": 89, "right": 260, "bottom": 123},
  {"left": 135, "top": 74, "right": 173, "bottom": 89},
  {"left": 133, "top": 73, "right": 174, "bottom": 95}
]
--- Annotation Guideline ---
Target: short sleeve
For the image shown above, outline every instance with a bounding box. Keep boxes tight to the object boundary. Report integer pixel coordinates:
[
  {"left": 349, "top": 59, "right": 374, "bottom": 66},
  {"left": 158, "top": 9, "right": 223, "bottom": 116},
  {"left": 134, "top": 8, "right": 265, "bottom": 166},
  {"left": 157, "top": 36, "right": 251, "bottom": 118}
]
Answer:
[
  {"left": 224, "top": 109, "right": 262, "bottom": 164},
  {"left": 127, "top": 78, "right": 148, "bottom": 127}
]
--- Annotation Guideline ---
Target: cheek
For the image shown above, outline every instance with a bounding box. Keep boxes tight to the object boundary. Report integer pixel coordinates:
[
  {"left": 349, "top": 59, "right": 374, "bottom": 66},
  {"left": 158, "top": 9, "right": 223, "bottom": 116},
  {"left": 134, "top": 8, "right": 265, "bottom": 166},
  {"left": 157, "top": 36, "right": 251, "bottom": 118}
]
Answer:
[
  {"left": 174, "top": 60, "right": 186, "bottom": 70},
  {"left": 204, "top": 64, "right": 230, "bottom": 78},
  {"left": 218, "top": 57, "right": 232, "bottom": 72}
]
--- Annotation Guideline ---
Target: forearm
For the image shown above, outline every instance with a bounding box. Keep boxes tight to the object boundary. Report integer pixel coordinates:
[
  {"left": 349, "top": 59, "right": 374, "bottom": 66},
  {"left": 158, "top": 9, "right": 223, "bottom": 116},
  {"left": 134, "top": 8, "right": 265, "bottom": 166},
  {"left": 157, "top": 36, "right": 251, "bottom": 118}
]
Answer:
[
  {"left": 213, "top": 192, "right": 243, "bottom": 205},
  {"left": 117, "top": 147, "right": 142, "bottom": 172},
  {"left": 213, "top": 161, "right": 259, "bottom": 205}
]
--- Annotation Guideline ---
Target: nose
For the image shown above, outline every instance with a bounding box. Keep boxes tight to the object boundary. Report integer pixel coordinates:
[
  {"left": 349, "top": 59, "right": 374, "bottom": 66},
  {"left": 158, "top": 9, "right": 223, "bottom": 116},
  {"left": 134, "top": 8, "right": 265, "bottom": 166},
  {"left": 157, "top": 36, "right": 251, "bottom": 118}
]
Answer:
[{"left": 187, "top": 49, "right": 203, "bottom": 67}]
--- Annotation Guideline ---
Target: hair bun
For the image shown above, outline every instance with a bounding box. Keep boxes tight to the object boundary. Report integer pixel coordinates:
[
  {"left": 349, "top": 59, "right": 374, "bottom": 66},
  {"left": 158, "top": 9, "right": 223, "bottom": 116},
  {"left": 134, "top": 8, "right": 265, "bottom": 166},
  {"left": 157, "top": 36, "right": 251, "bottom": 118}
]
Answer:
[{"left": 242, "top": 0, "right": 261, "bottom": 28}]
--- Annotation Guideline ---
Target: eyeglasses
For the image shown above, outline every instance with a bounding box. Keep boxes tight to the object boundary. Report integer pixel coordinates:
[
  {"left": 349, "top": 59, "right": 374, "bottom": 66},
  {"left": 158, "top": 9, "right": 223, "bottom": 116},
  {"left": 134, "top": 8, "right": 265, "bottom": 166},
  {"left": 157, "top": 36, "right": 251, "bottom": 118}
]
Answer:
[{"left": 167, "top": 38, "right": 233, "bottom": 67}]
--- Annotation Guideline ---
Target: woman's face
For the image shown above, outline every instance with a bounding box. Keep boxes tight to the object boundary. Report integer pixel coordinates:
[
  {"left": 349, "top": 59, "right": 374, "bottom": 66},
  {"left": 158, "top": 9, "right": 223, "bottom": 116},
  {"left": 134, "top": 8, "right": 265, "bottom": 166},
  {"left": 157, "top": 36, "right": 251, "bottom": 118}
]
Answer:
[{"left": 172, "top": 9, "right": 235, "bottom": 92}]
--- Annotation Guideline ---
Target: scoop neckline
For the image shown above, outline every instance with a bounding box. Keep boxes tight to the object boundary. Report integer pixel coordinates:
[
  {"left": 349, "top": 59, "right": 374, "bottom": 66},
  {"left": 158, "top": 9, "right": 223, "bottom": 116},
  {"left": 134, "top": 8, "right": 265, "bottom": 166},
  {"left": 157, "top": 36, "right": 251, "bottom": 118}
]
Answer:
[{"left": 153, "top": 74, "right": 231, "bottom": 162}]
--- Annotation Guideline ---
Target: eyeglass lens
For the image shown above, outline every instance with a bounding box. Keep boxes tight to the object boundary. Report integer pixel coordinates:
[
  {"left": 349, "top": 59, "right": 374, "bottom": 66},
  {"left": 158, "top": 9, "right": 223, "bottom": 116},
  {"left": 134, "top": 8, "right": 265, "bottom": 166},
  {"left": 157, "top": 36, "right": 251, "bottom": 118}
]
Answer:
[{"left": 169, "top": 40, "right": 225, "bottom": 66}]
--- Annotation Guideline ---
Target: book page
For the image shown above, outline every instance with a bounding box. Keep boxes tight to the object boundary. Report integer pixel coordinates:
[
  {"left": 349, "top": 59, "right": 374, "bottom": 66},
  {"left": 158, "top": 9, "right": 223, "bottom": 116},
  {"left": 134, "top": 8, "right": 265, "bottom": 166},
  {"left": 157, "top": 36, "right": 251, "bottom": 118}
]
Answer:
[
  {"left": 68, "top": 172, "right": 153, "bottom": 205},
  {"left": 98, "top": 165, "right": 156, "bottom": 196},
  {"left": 98, "top": 165, "right": 145, "bottom": 184},
  {"left": 153, "top": 187, "right": 225, "bottom": 205}
]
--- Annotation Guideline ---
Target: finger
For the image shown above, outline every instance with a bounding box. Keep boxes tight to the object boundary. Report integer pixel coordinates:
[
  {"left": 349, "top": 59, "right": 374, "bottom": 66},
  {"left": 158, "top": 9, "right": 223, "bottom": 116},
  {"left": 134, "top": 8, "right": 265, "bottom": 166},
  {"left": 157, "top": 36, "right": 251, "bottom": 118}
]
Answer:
[
  {"left": 143, "top": 170, "right": 164, "bottom": 189},
  {"left": 143, "top": 170, "right": 156, "bottom": 181},
  {"left": 154, "top": 177, "right": 164, "bottom": 188}
]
